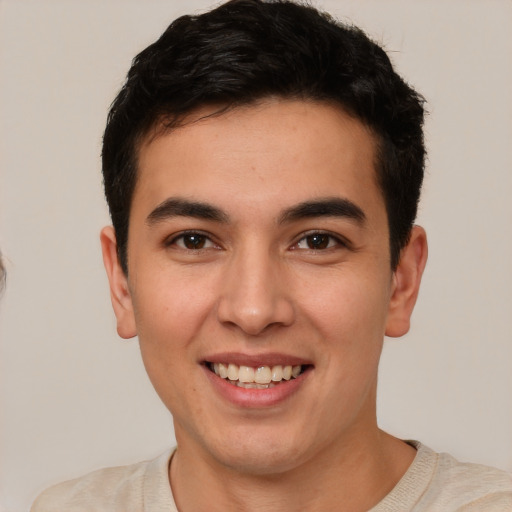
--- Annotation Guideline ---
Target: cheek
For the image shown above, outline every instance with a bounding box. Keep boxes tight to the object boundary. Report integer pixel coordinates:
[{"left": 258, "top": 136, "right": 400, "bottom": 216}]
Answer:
[
  {"left": 132, "top": 266, "right": 216, "bottom": 346},
  {"left": 131, "top": 278, "right": 212, "bottom": 409},
  {"left": 298, "top": 267, "right": 391, "bottom": 344}
]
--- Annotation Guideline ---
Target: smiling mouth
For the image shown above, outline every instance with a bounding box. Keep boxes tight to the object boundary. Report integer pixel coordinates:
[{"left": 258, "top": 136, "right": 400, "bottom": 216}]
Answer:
[{"left": 206, "top": 362, "right": 308, "bottom": 389}]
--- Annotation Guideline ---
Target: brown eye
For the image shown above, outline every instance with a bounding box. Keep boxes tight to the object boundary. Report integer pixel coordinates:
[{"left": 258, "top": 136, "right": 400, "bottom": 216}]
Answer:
[
  {"left": 171, "top": 233, "right": 215, "bottom": 250},
  {"left": 306, "top": 234, "right": 330, "bottom": 249},
  {"left": 182, "top": 234, "right": 207, "bottom": 249},
  {"left": 295, "top": 232, "right": 342, "bottom": 251}
]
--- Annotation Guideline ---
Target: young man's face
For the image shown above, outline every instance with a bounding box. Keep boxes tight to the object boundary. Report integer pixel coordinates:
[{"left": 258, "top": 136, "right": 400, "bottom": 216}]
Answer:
[{"left": 102, "top": 99, "right": 424, "bottom": 475}]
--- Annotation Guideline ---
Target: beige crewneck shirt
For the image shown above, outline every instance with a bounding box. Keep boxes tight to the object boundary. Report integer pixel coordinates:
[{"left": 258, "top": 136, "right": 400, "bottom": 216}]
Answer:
[{"left": 31, "top": 442, "right": 512, "bottom": 511}]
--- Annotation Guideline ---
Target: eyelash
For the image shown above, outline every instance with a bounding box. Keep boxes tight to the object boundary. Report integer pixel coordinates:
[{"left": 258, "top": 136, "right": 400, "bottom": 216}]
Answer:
[
  {"left": 293, "top": 231, "right": 348, "bottom": 251},
  {"left": 165, "top": 230, "right": 219, "bottom": 251},
  {"left": 165, "top": 230, "right": 348, "bottom": 252}
]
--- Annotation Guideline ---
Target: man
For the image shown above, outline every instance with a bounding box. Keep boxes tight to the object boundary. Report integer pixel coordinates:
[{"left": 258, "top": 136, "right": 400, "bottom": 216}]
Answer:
[{"left": 32, "top": 0, "right": 512, "bottom": 510}]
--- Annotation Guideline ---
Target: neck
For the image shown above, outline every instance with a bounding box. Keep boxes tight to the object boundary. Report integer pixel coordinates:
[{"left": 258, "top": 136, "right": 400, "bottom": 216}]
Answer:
[{"left": 169, "top": 428, "right": 416, "bottom": 512}]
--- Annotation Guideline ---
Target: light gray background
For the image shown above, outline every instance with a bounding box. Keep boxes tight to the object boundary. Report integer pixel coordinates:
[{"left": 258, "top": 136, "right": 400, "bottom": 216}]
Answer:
[{"left": 1, "top": 1, "right": 511, "bottom": 510}]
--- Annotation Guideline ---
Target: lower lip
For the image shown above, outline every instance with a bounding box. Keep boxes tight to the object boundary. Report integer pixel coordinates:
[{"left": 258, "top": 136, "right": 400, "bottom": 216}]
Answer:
[{"left": 203, "top": 365, "right": 308, "bottom": 408}]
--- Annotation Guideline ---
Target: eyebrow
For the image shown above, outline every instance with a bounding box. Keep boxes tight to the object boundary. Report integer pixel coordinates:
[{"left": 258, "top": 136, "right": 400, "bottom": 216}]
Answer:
[
  {"left": 278, "top": 197, "right": 366, "bottom": 225},
  {"left": 146, "top": 196, "right": 366, "bottom": 227},
  {"left": 146, "top": 198, "right": 229, "bottom": 225}
]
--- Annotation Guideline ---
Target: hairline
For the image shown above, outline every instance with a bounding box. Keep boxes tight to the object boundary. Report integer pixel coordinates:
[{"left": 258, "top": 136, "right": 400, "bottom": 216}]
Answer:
[{"left": 119, "top": 95, "right": 399, "bottom": 273}]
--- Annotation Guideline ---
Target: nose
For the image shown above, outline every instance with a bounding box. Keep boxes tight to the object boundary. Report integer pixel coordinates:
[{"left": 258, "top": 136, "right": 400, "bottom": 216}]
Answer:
[{"left": 216, "top": 246, "right": 295, "bottom": 336}]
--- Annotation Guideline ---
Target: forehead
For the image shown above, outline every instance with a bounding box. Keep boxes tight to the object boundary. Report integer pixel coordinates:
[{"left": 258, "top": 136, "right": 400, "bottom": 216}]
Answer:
[{"left": 133, "top": 99, "right": 384, "bottom": 222}]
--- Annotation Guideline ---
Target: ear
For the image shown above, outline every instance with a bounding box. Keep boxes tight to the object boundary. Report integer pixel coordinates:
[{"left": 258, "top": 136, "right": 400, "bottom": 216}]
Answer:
[
  {"left": 385, "top": 225, "right": 428, "bottom": 338},
  {"left": 100, "top": 226, "right": 137, "bottom": 339}
]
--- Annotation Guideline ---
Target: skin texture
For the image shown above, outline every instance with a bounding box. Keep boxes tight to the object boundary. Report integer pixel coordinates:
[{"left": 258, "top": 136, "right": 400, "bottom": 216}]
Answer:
[{"left": 101, "top": 99, "right": 427, "bottom": 511}]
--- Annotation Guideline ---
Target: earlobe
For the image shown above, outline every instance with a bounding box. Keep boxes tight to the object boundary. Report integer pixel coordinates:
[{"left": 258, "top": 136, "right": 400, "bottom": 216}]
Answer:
[
  {"left": 385, "top": 225, "right": 428, "bottom": 338},
  {"left": 100, "top": 226, "right": 137, "bottom": 339}
]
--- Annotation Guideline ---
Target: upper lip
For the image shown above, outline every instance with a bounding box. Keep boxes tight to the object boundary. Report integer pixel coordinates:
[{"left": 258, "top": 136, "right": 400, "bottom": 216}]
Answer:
[{"left": 203, "top": 352, "right": 312, "bottom": 367}]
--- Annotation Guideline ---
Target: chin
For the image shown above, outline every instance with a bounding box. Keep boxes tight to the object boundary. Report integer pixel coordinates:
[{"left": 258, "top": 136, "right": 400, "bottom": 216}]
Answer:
[
  {"left": 216, "top": 449, "right": 303, "bottom": 476},
  {"left": 202, "top": 427, "right": 313, "bottom": 476}
]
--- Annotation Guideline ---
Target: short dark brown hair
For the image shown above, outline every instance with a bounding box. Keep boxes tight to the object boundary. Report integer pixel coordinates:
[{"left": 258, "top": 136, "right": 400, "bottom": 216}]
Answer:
[{"left": 102, "top": 0, "right": 425, "bottom": 272}]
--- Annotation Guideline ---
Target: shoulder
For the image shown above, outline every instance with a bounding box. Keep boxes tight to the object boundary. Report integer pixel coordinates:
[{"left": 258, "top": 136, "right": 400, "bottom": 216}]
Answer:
[
  {"left": 374, "top": 442, "right": 512, "bottom": 512},
  {"left": 30, "top": 449, "right": 175, "bottom": 512},
  {"left": 421, "top": 444, "right": 512, "bottom": 511}
]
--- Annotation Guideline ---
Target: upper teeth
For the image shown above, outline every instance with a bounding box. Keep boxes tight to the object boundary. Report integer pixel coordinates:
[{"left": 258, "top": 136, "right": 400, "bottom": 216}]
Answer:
[{"left": 212, "top": 363, "right": 302, "bottom": 384}]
